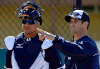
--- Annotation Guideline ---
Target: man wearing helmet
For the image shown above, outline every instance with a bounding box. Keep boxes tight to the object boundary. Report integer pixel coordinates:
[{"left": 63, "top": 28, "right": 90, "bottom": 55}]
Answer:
[{"left": 4, "top": 1, "right": 63, "bottom": 69}]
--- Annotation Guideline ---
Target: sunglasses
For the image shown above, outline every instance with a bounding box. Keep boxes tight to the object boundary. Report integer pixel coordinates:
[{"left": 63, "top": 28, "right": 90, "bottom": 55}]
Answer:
[
  {"left": 69, "top": 12, "right": 81, "bottom": 16},
  {"left": 69, "top": 12, "right": 88, "bottom": 21},
  {"left": 69, "top": 12, "right": 82, "bottom": 20},
  {"left": 21, "top": 19, "right": 39, "bottom": 25}
]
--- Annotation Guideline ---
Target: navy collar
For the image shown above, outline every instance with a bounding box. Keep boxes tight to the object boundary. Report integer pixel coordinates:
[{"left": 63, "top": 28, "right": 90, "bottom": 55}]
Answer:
[
  {"left": 76, "top": 35, "right": 88, "bottom": 43},
  {"left": 23, "top": 33, "right": 42, "bottom": 44}
]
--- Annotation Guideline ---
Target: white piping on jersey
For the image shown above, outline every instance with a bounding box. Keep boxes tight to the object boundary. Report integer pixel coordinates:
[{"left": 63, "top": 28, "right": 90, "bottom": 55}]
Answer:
[
  {"left": 75, "top": 63, "right": 77, "bottom": 69},
  {"left": 29, "top": 50, "right": 49, "bottom": 69},
  {"left": 12, "top": 51, "right": 20, "bottom": 69},
  {"left": 93, "top": 53, "right": 99, "bottom": 56}
]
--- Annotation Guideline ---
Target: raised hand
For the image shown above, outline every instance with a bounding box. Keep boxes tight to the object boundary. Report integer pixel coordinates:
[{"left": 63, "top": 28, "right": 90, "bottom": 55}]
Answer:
[{"left": 37, "top": 28, "right": 56, "bottom": 41}]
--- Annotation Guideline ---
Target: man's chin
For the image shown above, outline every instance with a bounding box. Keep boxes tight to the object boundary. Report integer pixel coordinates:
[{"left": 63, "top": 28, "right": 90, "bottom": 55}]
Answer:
[
  {"left": 71, "top": 31, "right": 76, "bottom": 34},
  {"left": 24, "top": 31, "right": 31, "bottom": 34}
]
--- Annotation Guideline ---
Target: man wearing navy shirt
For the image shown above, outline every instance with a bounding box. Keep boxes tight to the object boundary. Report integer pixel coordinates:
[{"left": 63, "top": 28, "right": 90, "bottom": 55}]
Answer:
[
  {"left": 4, "top": 1, "right": 63, "bottom": 69},
  {"left": 37, "top": 10, "right": 99, "bottom": 69}
]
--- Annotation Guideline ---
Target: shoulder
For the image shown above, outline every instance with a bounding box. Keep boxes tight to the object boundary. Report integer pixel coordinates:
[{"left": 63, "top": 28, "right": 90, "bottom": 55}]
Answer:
[
  {"left": 16, "top": 32, "right": 24, "bottom": 41},
  {"left": 83, "top": 36, "right": 98, "bottom": 53},
  {"left": 83, "top": 36, "right": 97, "bottom": 47}
]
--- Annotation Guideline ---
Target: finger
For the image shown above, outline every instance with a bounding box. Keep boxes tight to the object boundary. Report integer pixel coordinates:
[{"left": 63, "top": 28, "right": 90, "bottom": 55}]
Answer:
[
  {"left": 37, "top": 28, "right": 44, "bottom": 34},
  {"left": 38, "top": 33, "right": 45, "bottom": 38},
  {"left": 39, "top": 38, "right": 44, "bottom": 41},
  {"left": 38, "top": 33, "right": 44, "bottom": 41},
  {"left": 38, "top": 33, "right": 41, "bottom": 36}
]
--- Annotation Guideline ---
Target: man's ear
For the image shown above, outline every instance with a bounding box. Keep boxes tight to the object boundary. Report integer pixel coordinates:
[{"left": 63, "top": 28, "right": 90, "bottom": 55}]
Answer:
[{"left": 83, "top": 22, "right": 88, "bottom": 28}]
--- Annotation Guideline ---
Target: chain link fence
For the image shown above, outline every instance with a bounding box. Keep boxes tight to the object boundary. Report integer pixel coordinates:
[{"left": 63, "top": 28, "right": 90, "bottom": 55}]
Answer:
[{"left": 0, "top": 0, "right": 74, "bottom": 48}]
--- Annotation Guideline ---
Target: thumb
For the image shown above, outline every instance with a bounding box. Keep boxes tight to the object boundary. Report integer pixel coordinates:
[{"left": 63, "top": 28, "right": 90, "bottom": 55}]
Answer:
[
  {"left": 37, "top": 28, "right": 44, "bottom": 34},
  {"left": 38, "top": 33, "right": 41, "bottom": 36},
  {"left": 38, "top": 33, "right": 44, "bottom": 41}
]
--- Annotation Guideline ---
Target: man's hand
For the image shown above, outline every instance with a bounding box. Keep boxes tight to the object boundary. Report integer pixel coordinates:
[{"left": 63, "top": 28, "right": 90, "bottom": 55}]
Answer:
[{"left": 37, "top": 28, "right": 56, "bottom": 41}]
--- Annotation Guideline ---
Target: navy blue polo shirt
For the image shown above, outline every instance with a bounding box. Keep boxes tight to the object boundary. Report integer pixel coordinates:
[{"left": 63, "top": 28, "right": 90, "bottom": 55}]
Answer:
[{"left": 53, "top": 35, "right": 99, "bottom": 69}]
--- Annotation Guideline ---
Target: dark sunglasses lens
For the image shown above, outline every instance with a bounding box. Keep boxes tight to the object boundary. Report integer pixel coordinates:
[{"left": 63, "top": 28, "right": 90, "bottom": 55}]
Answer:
[
  {"left": 22, "top": 19, "right": 26, "bottom": 24},
  {"left": 32, "top": 21, "right": 35, "bottom": 24},
  {"left": 22, "top": 19, "right": 35, "bottom": 25},
  {"left": 28, "top": 21, "right": 34, "bottom": 24}
]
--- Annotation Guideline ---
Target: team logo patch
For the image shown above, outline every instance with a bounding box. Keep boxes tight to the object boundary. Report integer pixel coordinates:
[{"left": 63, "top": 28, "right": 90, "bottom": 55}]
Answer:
[
  {"left": 16, "top": 43, "right": 24, "bottom": 48},
  {"left": 68, "top": 57, "right": 71, "bottom": 60}
]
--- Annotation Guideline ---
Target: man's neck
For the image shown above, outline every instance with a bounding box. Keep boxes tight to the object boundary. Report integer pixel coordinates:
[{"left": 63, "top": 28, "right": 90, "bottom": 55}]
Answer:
[
  {"left": 24, "top": 32, "right": 37, "bottom": 38},
  {"left": 73, "top": 30, "right": 87, "bottom": 41}
]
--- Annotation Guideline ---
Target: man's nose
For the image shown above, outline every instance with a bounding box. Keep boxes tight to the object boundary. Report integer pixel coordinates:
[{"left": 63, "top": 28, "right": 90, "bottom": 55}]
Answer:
[{"left": 25, "top": 22, "right": 29, "bottom": 25}]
